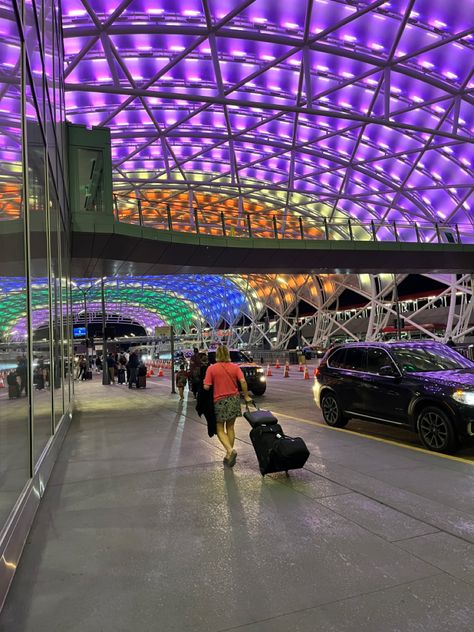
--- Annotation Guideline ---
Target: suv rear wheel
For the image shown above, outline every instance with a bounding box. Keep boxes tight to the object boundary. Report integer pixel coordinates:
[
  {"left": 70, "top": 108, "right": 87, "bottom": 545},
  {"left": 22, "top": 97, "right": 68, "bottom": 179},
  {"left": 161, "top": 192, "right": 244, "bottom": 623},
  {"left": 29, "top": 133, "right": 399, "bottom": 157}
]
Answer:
[
  {"left": 321, "top": 393, "right": 349, "bottom": 428},
  {"left": 417, "top": 406, "right": 458, "bottom": 453}
]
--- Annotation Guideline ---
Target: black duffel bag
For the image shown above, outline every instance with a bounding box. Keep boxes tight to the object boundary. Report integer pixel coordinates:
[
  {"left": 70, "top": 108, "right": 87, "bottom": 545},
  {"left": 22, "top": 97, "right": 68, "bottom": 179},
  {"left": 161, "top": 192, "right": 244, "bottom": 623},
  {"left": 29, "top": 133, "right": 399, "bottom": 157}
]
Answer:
[{"left": 249, "top": 424, "right": 310, "bottom": 476}]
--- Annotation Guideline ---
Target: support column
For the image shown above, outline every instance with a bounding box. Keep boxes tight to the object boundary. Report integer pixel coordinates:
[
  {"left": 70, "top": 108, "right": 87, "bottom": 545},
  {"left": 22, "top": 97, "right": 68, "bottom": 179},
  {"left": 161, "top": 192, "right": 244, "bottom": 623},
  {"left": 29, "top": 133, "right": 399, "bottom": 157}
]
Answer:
[
  {"left": 393, "top": 275, "right": 401, "bottom": 340},
  {"left": 101, "top": 278, "right": 109, "bottom": 385},
  {"left": 83, "top": 292, "right": 89, "bottom": 373},
  {"left": 366, "top": 276, "right": 377, "bottom": 341},
  {"left": 444, "top": 274, "right": 457, "bottom": 341}
]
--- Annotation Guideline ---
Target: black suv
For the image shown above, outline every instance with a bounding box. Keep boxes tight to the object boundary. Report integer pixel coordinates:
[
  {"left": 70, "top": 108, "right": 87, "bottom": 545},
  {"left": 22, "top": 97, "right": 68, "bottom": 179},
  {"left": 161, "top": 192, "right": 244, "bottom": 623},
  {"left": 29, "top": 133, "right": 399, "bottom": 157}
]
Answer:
[
  {"left": 315, "top": 341, "right": 474, "bottom": 453},
  {"left": 207, "top": 350, "right": 266, "bottom": 396}
]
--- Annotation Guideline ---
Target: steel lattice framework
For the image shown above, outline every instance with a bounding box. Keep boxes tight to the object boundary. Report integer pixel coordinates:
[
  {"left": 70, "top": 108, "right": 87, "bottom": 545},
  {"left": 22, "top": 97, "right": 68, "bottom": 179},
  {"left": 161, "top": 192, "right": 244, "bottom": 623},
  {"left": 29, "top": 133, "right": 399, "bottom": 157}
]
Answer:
[
  {"left": 62, "top": 0, "right": 474, "bottom": 228},
  {"left": 1, "top": 274, "right": 472, "bottom": 347}
]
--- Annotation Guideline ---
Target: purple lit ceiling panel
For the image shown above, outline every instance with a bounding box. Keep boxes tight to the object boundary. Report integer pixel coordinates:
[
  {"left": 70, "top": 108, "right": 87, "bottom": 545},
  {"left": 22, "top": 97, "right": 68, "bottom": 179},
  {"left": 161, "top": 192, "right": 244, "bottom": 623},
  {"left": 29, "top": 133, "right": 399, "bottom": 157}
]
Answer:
[{"left": 62, "top": 0, "right": 474, "bottom": 230}]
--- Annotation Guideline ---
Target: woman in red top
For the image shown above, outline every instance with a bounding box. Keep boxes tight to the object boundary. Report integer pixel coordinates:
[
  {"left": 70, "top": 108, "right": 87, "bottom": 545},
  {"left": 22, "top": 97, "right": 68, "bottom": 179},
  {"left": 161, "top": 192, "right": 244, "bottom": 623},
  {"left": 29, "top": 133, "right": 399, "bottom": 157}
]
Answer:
[{"left": 204, "top": 345, "right": 252, "bottom": 467}]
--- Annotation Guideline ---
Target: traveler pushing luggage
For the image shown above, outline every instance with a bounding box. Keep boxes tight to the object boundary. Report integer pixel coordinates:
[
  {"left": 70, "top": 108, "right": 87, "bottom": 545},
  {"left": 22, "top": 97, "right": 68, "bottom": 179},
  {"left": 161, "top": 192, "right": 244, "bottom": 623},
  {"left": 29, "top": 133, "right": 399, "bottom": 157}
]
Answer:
[{"left": 244, "top": 402, "right": 310, "bottom": 476}]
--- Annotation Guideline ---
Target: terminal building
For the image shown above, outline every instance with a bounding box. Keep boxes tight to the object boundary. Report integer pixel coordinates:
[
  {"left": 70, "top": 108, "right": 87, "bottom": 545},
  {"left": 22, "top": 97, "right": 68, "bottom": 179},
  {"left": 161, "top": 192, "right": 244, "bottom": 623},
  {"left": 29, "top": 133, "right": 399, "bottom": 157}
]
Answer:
[{"left": 0, "top": 1, "right": 474, "bottom": 629}]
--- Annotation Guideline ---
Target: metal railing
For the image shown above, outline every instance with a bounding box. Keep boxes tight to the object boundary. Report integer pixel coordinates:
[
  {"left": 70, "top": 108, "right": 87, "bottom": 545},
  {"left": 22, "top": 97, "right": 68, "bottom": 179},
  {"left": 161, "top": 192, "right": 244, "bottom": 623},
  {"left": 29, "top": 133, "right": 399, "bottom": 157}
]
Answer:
[{"left": 113, "top": 196, "right": 474, "bottom": 245}]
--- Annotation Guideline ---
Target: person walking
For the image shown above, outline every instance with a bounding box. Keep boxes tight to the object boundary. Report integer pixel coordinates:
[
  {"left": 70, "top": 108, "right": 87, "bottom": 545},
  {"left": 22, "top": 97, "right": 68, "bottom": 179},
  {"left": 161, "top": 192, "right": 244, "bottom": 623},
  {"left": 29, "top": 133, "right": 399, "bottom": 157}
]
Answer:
[
  {"left": 107, "top": 353, "right": 116, "bottom": 384},
  {"left": 78, "top": 356, "right": 87, "bottom": 381},
  {"left": 189, "top": 347, "right": 202, "bottom": 398},
  {"left": 16, "top": 356, "right": 27, "bottom": 395},
  {"left": 117, "top": 353, "right": 127, "bottom": 384},
  {"left": 175, "top": 363, "right": 189, "bottom": 400},
  {"left": 127, "top": 351, "right": 139, "bottom": 388},
  {"left": 203, "top": 345, "right": 252, "bottom": 467},
  {"left": 199, "top": 352, "right": 209, "bottom": 382}
]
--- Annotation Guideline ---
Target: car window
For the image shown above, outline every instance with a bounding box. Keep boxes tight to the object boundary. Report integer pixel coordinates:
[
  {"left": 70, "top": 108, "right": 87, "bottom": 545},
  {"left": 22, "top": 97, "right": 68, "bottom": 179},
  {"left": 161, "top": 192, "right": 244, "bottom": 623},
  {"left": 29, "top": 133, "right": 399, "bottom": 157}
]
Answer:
[
  {"left": 391, "top": 345, "right": 473, "bottom": 372},
  {"left": 327, "top": 348, "right": 346, "bottom": 368},
  {"left": 341, "top": 348, "right": 366, "bottom": 371},
  {"left": 206, "top": 350, "right": 251, "bottom": 364},
  {"left": 367, "top": 348, "right": 395, "bottom": 374},
  {"left": 230, "top": 351, "right": 251, "bottom": 363}
]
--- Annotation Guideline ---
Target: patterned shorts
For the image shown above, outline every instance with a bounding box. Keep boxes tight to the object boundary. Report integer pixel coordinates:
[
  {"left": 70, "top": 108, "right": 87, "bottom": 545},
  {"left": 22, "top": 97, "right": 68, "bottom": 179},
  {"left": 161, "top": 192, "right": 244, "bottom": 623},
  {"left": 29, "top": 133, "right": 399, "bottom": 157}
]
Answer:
[{"left": 214, "top": 395, "right": 242, "bottom": 423}]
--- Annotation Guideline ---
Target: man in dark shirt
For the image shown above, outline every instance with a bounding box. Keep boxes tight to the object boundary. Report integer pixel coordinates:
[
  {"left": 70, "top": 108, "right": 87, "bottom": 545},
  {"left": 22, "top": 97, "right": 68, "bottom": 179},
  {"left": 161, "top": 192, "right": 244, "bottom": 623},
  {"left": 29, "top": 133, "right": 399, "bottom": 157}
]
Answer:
[
  {"left": 189, "top": 348, "right": 202, "bottom": 399},
  {"left": 107, "top": 353, "right": 116, "bottom": 384}
]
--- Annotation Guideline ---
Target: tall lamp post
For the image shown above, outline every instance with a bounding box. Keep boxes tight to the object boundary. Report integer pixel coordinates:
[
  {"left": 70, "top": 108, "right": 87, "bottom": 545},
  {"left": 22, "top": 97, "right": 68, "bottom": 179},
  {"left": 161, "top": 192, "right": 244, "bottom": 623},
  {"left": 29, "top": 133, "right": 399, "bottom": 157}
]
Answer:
[
  {"left": 101, "top": 277, "right": 109, "bottom": 385},
  {"left": 83, "top": 291, "right": 89, "bottom": 372},
  {"left": 72, "top": 279, "right": 102, "bottom": 375},
  {"left": 393, "top": 274, "right": 402, "bottom": 341},
  {"left": 295, "top": 296, "right": 301, "bottom": 350}
]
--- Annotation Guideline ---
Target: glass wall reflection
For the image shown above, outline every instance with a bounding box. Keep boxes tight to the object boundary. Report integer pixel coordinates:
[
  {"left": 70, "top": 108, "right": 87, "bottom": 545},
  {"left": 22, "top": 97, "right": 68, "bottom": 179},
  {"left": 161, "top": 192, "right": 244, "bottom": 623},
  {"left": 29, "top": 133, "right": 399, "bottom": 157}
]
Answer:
[
  {"left": 27, "top": 97, "right": 53, "bottom": 461},
  {"left": 0, "top": 0, "right": 72, "bottom": 527},
  {"left": 0, "top": 2, "right": 30, "bottom": 526}
]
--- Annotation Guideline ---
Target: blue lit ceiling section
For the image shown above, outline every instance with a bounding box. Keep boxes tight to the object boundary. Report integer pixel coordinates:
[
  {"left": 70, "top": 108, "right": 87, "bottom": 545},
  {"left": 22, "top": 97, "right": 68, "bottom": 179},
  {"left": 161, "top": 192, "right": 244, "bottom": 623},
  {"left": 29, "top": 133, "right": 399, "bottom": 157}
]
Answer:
[
  {"left": 62, "top": 0, "right": 474, "bottom": 229},
  {"left": 0, "top": 276, "right": 253, "bottom": 339}
]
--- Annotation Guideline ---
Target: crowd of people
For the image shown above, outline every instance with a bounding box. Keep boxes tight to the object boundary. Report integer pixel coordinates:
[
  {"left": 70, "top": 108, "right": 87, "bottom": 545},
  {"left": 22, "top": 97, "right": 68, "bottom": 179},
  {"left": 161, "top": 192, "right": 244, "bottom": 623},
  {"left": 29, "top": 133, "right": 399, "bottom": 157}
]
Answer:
[
  {"left": 175, "top": 345, "right": 252, "bottom": 468},
  {"left": 75, "top": 350, "right": 147, "bottom": 388},
  {"left": 6, "top": 355, "right": 48, "bottom": 399},
  {"left": 173, "top": 348, "right": 209, "bottom": 400},
  {"left": 7, "top": 344, "right": 252, "bottom": 469}
]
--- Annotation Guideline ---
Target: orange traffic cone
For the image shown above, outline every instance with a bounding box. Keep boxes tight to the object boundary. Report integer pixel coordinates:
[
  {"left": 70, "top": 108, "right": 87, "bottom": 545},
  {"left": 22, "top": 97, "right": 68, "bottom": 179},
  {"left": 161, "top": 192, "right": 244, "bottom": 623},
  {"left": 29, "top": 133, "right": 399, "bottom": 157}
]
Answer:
[
  {"left": 304, "top": 365, "right": 310, "bottom": 380},
  {"left": 283, "top": 362, "right": 290, "bottom": 378},
  {"left": 313, "top": 367, "right": 319, "bottom": 378},
  {"left": 158, "top": 366, "right": 164, "bottom": 377},
  {"left": 266, "top": 364, "right": 272, "bottom": 377},
  {"left": 299, "top": 363, "right": 304, "bottom": 372},
  {"left": 275, "top": 359, "right": 280, "bottom": 369},
  {"left": 150, "top": 369, "right": 154, "bottom": 376}
]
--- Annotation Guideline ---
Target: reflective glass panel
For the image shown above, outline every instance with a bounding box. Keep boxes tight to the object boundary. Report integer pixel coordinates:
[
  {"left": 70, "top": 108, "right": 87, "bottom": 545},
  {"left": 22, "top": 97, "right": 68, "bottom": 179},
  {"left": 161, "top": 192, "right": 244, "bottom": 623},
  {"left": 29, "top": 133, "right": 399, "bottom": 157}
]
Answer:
[
  {"left": 0, "top": 4, "right": 30, "bottom": 524},
  {"left": 26, "top": 77, "right": 53, "bottom": 461}
]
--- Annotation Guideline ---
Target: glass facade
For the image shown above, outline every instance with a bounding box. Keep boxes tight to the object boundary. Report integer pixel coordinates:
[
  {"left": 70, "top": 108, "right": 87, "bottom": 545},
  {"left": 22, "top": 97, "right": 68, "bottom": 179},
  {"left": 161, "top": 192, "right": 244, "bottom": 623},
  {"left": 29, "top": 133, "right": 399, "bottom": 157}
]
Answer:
[{"left": 0, "top": 0, "right": 72, "bottom": 528}]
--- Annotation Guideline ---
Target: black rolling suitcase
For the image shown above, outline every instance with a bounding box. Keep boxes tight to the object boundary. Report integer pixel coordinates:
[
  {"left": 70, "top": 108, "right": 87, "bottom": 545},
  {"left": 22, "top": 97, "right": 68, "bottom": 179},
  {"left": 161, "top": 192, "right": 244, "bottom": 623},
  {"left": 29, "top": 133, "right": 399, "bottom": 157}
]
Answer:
[
  {"left": 249, "top": 424, "right": 310, "bottom": 476},
  {"left": 117, "top": 368, "right": 125, "bottom": 384},
  {"left": 8, "top": 383, "right": 20, "bottom": 399},
  {"left": 85, "top": 370, "right": 93, "bottom": 380},
  {"left": 244, "top": 402, "right": 279, "bottom": 428},
  {"left": 137, "top": 375, "right": 146, "bottom": 388}
]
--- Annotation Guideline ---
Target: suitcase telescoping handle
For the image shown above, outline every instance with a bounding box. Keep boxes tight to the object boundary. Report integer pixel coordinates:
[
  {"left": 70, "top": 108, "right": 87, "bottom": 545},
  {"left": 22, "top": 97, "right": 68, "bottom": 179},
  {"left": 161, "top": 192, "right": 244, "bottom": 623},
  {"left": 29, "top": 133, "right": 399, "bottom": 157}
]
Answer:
[{"left": 245, "top": 399, "right": 258, "bottom": 411}]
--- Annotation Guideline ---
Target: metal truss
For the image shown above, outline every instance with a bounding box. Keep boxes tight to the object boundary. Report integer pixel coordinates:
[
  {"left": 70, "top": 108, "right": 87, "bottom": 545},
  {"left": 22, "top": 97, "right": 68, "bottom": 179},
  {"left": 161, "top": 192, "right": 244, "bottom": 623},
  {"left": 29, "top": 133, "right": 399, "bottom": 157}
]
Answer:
[
  {"left": 204, "top": 273, "right": 474, "bottom": 350},
  {"left": 2, "top": 273, "right": 472, "bottom": 347},
  {"left": 116, "top": 273, "right": 470, "bottom": 350},
  {"left": 61, "top": 1, "right": 474, "bottom": 232}
]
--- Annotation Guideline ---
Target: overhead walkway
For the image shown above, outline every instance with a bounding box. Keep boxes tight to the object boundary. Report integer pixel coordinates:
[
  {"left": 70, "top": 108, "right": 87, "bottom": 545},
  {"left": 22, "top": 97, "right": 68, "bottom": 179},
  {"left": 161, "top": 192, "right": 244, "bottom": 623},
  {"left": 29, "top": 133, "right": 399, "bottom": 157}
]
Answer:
[
  {"left": 71, "top": 209, "right": 474, "bottom": 277},
  {"left": 62, "top": 124, "right": 474, "bottom": 276},
  {"left": 1, "top": 374, "right": 473, "bottom": 631}
]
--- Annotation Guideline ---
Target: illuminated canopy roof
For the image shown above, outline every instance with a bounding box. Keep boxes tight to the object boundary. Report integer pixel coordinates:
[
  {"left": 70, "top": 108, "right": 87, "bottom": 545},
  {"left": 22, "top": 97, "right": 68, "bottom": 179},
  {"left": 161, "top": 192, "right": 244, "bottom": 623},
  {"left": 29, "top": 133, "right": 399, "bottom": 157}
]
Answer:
[
  {"left": 0, "top": 275, "right": 253, "bottom": 339},
  {"left": 0, "top": 272, "right": 386, "bottom": 340},
  {"left": 62, "top": 0, "right": 474, "bottom": 228}
]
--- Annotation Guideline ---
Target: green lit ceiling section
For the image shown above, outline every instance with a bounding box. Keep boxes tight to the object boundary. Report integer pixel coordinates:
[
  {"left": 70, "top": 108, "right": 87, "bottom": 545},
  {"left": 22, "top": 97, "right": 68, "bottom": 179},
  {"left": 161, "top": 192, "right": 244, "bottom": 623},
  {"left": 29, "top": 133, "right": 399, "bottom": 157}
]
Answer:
[
  {"left": 0, "top": 276, "right": 252, "bottom": 340},
  {"left": 0, "top": 288, "right": 27, "bottom": 338}
]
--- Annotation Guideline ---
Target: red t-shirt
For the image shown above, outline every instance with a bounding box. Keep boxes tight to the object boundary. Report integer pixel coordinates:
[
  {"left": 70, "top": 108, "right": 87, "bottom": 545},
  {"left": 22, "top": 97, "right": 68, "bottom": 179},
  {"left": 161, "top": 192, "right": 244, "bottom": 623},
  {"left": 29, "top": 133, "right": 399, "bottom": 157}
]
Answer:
[{"left": 204, "top": 362, "right": 244, "bottom": 401}]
